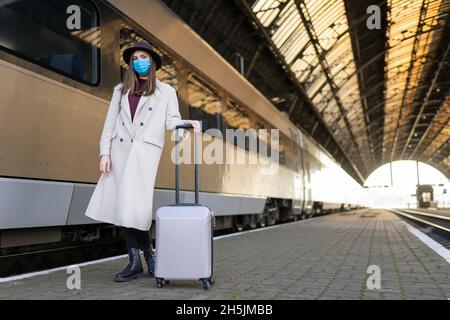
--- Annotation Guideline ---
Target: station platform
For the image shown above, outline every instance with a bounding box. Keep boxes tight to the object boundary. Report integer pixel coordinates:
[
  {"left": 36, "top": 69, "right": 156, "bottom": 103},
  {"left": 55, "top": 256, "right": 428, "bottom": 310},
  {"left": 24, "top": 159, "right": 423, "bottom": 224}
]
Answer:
[{"left": 0, "top": 209, "right": 449, "bottom": 300}]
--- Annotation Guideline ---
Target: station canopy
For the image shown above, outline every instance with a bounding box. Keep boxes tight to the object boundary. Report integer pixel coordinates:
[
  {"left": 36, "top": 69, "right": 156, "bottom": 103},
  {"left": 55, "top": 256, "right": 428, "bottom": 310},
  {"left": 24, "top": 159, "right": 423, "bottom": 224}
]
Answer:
[{"left": 246, "top": 0, "right": 450, "bottom": 182}]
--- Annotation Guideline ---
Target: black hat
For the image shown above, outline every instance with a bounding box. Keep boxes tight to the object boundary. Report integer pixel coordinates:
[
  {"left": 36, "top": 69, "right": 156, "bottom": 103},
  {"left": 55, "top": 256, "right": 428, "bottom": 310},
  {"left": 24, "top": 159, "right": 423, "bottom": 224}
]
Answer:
[{"left": 122, "top": 41, "right": 162, "bottom": 70}]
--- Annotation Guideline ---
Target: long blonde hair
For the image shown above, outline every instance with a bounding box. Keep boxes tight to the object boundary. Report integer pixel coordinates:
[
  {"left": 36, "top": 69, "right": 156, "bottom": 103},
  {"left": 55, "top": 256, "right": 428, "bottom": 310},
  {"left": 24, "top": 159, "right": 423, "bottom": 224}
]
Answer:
[{"left": 121, "top": 54, "right": 157, "bottom": 96}]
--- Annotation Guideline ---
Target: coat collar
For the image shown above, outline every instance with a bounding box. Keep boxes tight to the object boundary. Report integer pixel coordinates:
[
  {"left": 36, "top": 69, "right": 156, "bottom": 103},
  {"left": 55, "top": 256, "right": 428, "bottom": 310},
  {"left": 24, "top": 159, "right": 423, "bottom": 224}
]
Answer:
[{"left": 123, "top": 78, "right": 162, "bottom": 123}]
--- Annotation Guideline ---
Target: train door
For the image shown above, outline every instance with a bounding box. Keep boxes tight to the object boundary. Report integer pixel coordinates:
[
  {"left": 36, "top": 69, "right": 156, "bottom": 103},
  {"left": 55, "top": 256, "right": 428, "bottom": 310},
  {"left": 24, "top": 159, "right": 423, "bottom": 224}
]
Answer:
[{"left": 296, "top": 128, "right": 306, "bottom": 214}]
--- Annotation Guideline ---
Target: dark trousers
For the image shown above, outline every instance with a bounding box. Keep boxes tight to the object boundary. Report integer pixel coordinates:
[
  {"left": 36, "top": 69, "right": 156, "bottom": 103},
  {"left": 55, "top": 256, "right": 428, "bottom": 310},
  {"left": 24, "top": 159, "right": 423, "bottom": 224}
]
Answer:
[{"left": 122, "top": 227, "right": 152, "bottom": 252}]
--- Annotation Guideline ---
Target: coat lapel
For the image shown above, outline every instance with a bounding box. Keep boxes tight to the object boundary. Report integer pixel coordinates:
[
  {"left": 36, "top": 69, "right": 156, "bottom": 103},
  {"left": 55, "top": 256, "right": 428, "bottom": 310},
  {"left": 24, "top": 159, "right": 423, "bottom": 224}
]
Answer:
[
  {"left": 123, "top": 89, "right": 132, "bottom": 122},
  {"left": 134, "top": 94, "right": 150, "bottom": 120},
  {"left": 123, "top": 80, "right": 162, "bottom": 123}
]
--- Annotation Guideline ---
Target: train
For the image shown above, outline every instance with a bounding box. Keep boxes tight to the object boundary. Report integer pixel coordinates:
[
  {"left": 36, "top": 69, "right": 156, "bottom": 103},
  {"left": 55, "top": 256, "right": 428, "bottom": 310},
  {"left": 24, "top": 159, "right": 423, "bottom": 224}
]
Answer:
[
  {"left": 416, "top": 185, "right": 434, "bottom": 208},
  {"left": 0, "top": 0, "right": 371, "bottom": 258}
]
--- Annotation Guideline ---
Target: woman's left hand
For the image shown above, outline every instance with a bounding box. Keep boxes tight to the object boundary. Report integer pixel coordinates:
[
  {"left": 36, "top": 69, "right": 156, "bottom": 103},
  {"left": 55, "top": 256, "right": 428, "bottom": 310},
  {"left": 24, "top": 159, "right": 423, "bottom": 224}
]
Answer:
[{"left": 184, "top": 120, "right": 201, "bottom": 133}]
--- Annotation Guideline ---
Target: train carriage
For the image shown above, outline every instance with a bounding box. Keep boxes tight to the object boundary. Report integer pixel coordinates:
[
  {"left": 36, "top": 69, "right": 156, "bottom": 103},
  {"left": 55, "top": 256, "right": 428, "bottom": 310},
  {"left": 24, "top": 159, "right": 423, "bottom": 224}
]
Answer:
[{"left": 0, "top": 0, "right": 370, "bottom": 270}]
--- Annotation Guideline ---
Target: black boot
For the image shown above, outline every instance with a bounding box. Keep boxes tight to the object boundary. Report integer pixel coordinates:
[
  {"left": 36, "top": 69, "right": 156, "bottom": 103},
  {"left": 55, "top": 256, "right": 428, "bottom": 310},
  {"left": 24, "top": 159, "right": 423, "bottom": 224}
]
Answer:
[
  {"left": 135, "top": 229, "right": 156, "bottom": 278},
  {"left": 143, "top": 246, "right": 155, "bottom": 278},
  {"left": 115, "top": 228, "right": 144, "bottom": 282}
]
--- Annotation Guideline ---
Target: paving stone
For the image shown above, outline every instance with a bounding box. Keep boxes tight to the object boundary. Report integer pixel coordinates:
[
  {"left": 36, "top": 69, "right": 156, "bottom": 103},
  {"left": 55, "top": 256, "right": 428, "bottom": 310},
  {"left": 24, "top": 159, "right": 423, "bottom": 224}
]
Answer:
[{"left": 0, "top": 209, "right": 449, "bottom": 300}]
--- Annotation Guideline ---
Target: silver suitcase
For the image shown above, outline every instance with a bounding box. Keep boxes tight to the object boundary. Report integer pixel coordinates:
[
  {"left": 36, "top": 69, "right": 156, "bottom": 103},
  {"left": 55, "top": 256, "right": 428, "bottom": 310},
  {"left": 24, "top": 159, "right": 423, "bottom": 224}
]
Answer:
[{"left": 154, "top": 123, "right": 215, "bottom": 290}]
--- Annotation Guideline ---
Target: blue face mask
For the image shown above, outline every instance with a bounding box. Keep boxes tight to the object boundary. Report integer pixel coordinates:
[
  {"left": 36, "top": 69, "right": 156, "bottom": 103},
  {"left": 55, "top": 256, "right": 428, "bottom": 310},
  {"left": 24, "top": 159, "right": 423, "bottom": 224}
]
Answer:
[{"left": 132, "top": 58, "right": 151, "bottom": 75}]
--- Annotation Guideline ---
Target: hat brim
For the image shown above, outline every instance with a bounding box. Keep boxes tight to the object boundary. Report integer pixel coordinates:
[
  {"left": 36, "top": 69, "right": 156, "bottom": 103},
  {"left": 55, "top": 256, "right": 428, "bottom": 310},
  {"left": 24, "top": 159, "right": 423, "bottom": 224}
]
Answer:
[{"left": 123, "top": 47, "right": 162, "bottom": 70}]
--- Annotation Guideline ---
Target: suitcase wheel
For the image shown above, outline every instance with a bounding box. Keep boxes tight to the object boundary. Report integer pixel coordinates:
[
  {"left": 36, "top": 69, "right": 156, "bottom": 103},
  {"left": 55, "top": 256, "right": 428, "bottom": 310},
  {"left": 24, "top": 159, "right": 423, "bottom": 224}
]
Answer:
[
  {"left": 156, "top": 278, "right": 164, "bottom": 288},
  {"left": 201, "top": 278, "right": 213, "bottom": 290},
  {"left": 156, "top": 278, "right": 170, "bottom": 288}
]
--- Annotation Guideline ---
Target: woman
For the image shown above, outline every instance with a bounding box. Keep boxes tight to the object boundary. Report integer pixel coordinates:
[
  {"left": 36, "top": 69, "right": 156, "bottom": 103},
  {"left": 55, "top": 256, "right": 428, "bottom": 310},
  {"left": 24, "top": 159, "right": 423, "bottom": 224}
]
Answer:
[{"left": 84, "top": 41, "right": 200, "bottom": 282}]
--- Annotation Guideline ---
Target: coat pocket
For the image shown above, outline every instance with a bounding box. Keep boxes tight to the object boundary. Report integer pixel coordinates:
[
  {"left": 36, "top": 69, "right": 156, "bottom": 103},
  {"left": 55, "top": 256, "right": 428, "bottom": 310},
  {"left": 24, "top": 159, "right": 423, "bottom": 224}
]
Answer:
[{"left": 143, "top": 135, "right": 164, "bottom": 148}]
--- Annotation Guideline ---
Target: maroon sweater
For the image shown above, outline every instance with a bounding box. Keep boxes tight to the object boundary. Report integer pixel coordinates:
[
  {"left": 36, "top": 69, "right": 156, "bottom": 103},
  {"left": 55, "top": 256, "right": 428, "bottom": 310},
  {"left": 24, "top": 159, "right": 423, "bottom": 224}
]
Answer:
[{"left": 128, "top": 78, "right": 147, "bottom": 122}]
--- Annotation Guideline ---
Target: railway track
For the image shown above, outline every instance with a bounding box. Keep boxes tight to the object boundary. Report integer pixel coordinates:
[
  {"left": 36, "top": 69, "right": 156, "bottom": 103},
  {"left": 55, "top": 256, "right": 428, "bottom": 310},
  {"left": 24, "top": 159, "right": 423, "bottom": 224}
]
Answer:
[
  {"left": 0, "top": 239, "right": 127, "bottom": 278},
  {"left": 390, "top": 209, "right": 450, "bottom": 249}
]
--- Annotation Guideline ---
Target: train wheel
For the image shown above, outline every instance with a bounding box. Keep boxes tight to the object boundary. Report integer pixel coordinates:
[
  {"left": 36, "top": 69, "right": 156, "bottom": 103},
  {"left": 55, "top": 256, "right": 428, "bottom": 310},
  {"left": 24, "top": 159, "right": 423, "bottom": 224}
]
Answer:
[
  {"left": 249, "top": 215, "right": 257, "bottom": 229},
  {"left": 257, "top": 213, "right": 266, "bottom": 227},
  {"left": 232, "top": 216, "right": 244, "bottom": 232}
]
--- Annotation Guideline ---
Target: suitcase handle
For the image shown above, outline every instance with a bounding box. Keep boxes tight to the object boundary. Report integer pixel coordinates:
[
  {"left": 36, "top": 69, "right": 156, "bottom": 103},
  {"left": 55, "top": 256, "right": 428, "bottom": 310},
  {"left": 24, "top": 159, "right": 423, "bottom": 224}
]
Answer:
[{"left": 174, "top": 123, "right": 199, "bottom": 205}]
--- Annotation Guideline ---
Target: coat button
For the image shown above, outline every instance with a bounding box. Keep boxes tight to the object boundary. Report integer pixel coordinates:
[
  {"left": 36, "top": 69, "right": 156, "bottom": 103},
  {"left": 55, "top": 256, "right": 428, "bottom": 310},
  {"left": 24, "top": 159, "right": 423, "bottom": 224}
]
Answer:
[
  {"left": 140, "top": 122, "right": 144, "bottom": 126},
  {"left": 148, "top": 107, "right": 152, "bottom": 111},
  {"left": 120, "top": 138, "right": 123, "bottom": 142},
  {"left": 131, "top": 139, "right": 133, "bottom": 143},
  {"left": 122, "top": 122, "right": 124, "bottom": 126}
]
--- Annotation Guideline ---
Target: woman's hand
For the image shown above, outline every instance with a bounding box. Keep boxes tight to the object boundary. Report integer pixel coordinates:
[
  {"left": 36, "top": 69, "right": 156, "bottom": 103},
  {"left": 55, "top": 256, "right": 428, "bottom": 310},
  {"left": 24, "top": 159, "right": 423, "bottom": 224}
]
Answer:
[
  {"left": 100, "top": 155, "right": 111, "bottom": 175},
  {"left": 184, "top": 120, "right": 201, "bottom": 133}
]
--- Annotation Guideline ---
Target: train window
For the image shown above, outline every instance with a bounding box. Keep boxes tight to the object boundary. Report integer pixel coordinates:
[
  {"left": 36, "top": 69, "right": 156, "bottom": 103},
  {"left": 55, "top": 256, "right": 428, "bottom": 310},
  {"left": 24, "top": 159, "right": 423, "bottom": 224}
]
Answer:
[
  {"left": 120, "top": 26, "right": 178, "bottom": 87},
  {"left": 278, "top": 133, "right": 288, "bottom": 167},
  {"left": 223, "top": 100, "right": 255, "bottom": 151},
  {"left": 0, "top": 0, "right": 100, "bottom": 85},
  {"left": 422, "top": 192, "right": 431, "bottom": 203},
  {"left": 280, "top": 131, "right": 300, "bottom": 171},
  {"left": 223, "top": 100, "right": 251, "bottom": 130},
  {"left": 254, "top": 116, "right": 272, "bottom": 157},
  {"left": 254, "top": 122, "right": 295, "bottom": 170},
  {"left": 186, "top": 72, "right": 222, "bottom": 133},
  {"left": 288, "top": 128, "right": 300, "bottom": 171}
]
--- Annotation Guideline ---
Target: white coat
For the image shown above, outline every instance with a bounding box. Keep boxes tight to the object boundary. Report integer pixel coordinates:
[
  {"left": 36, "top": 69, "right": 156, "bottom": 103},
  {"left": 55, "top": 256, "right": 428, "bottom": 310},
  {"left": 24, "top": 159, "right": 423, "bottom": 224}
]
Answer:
[{"left": 84, "top": 78, "right": 187, "bottom": 231}]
